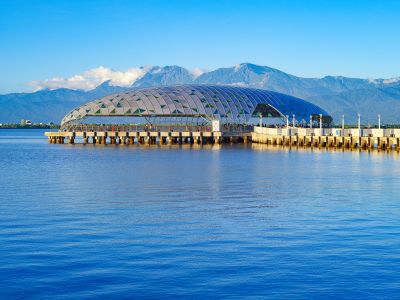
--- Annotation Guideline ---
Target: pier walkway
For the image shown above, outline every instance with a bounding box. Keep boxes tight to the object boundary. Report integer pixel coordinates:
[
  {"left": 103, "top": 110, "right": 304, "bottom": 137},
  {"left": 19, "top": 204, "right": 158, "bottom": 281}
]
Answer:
[
  {"left": 45, "top": 126, "right": 400, "bottom": 151},
  {"left": 252, "top": 126, "right": 400, "bottom": 150},
  {"left": 44, "top": 129, "right": 251, "bottom": 145}
]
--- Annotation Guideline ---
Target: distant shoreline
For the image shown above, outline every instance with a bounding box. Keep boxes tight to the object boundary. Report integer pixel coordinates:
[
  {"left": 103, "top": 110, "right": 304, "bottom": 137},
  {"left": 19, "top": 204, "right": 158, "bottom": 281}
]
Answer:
[{"left": 0, "top": 125, "right": 60, "bottom": 129}]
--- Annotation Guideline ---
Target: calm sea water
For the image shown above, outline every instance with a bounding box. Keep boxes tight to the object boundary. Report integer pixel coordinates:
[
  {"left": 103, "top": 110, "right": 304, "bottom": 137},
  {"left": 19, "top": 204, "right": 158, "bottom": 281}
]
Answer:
[{"left": 1, "top": 129, "right": 400, "bottom": 299}]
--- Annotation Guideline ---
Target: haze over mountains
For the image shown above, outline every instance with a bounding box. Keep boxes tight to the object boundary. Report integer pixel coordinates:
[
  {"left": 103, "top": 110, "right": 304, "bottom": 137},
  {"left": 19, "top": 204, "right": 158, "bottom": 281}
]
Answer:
[{"left": 2, "top": 63, "right": 400, "bottom": 124}]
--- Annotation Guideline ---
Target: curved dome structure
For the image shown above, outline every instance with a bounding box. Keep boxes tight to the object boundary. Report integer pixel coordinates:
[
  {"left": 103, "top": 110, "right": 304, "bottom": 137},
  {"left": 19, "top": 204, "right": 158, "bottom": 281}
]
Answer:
[{"left": 61, "top": 85, "right": 331, "bottom": 127}]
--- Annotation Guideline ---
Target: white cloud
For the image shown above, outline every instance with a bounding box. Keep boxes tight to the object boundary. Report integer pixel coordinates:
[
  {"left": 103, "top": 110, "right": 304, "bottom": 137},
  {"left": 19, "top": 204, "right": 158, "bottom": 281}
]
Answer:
[{"left": 28, "top": 66, "right": 150, "bottom": 91}]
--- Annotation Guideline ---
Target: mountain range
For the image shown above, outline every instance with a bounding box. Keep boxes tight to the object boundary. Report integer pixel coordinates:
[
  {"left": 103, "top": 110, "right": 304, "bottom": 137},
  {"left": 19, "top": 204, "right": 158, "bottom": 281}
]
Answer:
[{"left": 2, "top": 63, "right": 400, "bottom": 124}]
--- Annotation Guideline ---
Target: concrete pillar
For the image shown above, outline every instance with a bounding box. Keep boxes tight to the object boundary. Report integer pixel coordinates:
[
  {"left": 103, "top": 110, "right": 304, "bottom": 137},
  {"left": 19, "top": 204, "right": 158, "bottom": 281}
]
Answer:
[
  {"left": 338, "top": 137, "right": 344, "bottom": 148},
  {"left": 353, "top": 137, "right": 360, "bottom": 149},
  {"left": 379, "top": 137, "right": 388, "bottom": 150},
  {"left": 368, "top": 137, "right": 374, "bottom": 150},
  {"left": 313, "top": 137, "right": 318, "bottom": 147},
  {"left": 290, "top": 136, "right": 296, "bottom": 146},
  {"left": 299, "top": 136, "right": 305, "bottom": 147},
  {"left": 321, "top": 136, "right": 327, "bottom": 148},
  {"left": 360, "top": 137, "right": 367, "bottom": 149},
  {"left": 344, "top": 138, "right": 350, "bottom": 149}
]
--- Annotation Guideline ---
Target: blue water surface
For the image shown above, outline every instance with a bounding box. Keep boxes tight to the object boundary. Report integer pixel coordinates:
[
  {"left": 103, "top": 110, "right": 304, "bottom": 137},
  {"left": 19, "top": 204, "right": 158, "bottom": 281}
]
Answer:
[{"left": 1, "top": 129, "right": 400, "bottom": 299}]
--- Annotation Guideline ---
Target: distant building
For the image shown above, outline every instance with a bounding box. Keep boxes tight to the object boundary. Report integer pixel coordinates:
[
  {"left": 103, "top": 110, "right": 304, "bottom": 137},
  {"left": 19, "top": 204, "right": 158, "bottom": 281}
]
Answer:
[{"left": 20, "top": 119, "right": 33, "bottom": 125}]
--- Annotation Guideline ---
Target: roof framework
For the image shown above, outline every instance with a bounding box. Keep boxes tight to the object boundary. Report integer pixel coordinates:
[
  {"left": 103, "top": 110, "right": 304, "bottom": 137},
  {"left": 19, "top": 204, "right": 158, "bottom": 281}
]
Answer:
[{"left": 61, "top": 85, "right": 331, "bottom": 126}]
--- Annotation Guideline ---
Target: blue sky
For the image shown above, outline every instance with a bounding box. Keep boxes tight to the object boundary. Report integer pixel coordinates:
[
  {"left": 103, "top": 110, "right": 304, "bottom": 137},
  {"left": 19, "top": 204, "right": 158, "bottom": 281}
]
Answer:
[{"left": 1, "top": 0, "right": 400, "bottom": 93}]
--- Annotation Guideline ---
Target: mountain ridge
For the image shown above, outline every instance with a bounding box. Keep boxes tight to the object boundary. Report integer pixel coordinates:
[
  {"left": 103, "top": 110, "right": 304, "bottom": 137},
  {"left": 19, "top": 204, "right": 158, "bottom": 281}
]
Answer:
[{"left": 1, "top": 63, "right": 400, "bottom": 124}]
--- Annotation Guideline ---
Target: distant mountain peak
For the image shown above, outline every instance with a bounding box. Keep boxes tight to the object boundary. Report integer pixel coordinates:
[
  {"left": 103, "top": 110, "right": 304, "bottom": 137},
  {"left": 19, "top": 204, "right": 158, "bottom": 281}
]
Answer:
[
  {"left": 234, "top": 63, "right": 279, "bottom": 74},
  {"left": 148, "top": 65, "right": 189, "bottom": 75},
  {"left": 131, "top": 65, "right": 193, "bottom": 88},
  {"left": 96, "top": 80, "right": 112, "bottom": 88}
]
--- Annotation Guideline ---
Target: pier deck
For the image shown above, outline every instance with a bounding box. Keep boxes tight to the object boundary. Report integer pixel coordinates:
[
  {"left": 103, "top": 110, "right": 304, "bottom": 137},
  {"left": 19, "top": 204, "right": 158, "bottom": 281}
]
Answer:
[
  {"left": 252, "top": 127, "right": 400, "bottom": 151},
  {"left": 44, "top": 130, "right": 251, "bottom": 145},
  {"left": 45, "top": 126, "right": 400, "bottom": 151}
]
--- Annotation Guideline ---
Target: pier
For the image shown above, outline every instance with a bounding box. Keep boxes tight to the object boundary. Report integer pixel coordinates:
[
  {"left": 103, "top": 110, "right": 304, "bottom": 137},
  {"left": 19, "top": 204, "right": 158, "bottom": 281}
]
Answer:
[
  {"left": 44, "top": 127, "right": 251, "bottom": 145},
  {"left": 45, "top": 126, "right": 400, "bottom": 151},
  {"left": 252, "top": 126, "right": 400, "bottom": 151}
]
